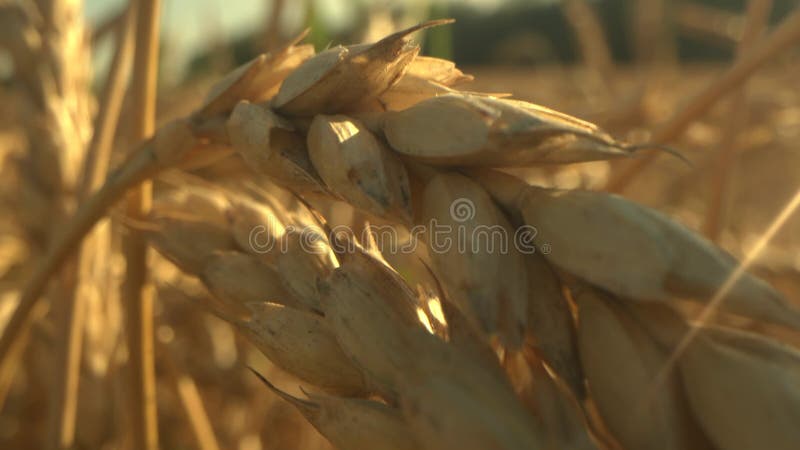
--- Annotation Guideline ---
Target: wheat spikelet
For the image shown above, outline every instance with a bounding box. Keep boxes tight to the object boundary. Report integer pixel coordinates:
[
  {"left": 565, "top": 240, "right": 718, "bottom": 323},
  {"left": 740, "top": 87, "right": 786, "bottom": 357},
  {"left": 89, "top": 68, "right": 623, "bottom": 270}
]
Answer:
[
  {"left": 519, "top": 185, "right": 800, "bottom": 329},
  {"left": 272, "top": 20, "right": 450, "bottom": 116},
  {"left": 307, "top": 115, "right": 412, "bottom": 222},
  {"left": 504, "top": 351, "right": 600, "bottom": 450},
  {"left": 523, "top": 252, "right": 584, "bottom": 397},
  {"left": 626, "top": 303, "right": 800, "bottom": 450},
  {"left": 251, "top": 370, "right": 419, "bottom": 450},
  {"left": 147, "top": 185, "right": 369, "bottom": 398},
  {"left": 318, "top": 245, "right": 422, "bottom": 398},
  {"left": 466, "top": 169, "right": 588, "bottom": 398},
  {"left": 420, "top": 172, "right": 528, "bottom": 347},
  {"left": 382, "top": 93, "right": 629, "bottom": 166},
  {"left": 227, "top": 101, "right": 325, "bottom": 194},
  {"left": 202, "top": 251, "right": 294, "bottom": 310},
  {"left": 197, "top": 33, "right": 315, "bottom": 119},
  {"left": 575, "top": 288, "right": 710, "bottom": 450},
  {"left": 317, "top": 243, "right": 544, "bottom": 449},
  {"left": 244, "top": 303, "right": 369, "bottom": 396},
  {"left": 679, "top": 329, "right": 800, "bottom": 450}
]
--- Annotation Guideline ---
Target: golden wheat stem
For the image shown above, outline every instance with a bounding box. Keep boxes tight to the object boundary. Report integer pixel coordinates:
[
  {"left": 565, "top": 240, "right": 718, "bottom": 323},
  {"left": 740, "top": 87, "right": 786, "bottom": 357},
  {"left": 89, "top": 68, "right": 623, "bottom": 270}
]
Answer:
[
  {"left": 80, "top": 8, "right": 136, "bottom": 199},
  {"left": 631, "top": 0, "right": 677, "bottom": 64},
  {"left": 160, "top": 344, "right": 221, "bottom": 450},
  {"left": 264, "top": 0, "right": 286, "bottom": 50},
  {"left": 47, "top": 10, "right": 137, "bottom": 449},
  {"left": 47, "top": 266, "right": 84, "bottom": 450},
  {"left": 9, "top": 0, "right": 95, "bottom": 446},
  {"left": 703, "top": 0, "right": 773, "bottom": 241},
  {"left": 0, "top": 136, "right": 161, "bottom": 410},
  {"left": 561, "top": 0, "right": 614, "bottom": 86},
  {"left": 606, "top": 6, "right": 800, "bottom": 193},
  {"left": 123, "top": 0, "right": 161, "bottom": 448},
  {"left": 0, "top": 117, "right": 210, "bottom": 393}
]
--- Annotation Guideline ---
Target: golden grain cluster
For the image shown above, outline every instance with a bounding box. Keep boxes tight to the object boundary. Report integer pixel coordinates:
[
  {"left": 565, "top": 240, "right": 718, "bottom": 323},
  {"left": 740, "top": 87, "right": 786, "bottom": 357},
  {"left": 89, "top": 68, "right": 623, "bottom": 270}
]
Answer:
[{"left": 4, "top": 17, "right": 800, "bottom": 450}]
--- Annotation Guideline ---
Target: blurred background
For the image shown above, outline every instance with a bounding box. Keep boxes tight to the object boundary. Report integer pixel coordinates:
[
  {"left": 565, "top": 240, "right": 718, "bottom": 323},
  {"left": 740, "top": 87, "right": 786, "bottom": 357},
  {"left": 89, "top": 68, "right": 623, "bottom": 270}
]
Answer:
[
  {"left": 1, "top": 0, "right": 799, "bottom": 449},
  {"left": 72, "top": 0, "right": 798, "bottom": 82}
]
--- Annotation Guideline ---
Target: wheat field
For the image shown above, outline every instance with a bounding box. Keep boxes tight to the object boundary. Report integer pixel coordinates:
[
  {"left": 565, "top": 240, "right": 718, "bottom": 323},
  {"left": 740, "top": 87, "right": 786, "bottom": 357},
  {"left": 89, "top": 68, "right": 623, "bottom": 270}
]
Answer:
[{"left": 1, "top": 1, "right": 800, "bottom": 449}]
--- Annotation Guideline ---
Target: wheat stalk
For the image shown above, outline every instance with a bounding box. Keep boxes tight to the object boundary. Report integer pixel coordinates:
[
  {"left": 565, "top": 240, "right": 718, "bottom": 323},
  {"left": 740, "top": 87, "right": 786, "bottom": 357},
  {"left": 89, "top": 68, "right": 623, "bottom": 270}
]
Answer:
[
  {"left": 703, "top": 0, "right": 773, "bottom": 241},
  {"left": 606, "top": 6, "right": 800, "bottom": 193},
  {"left": 123, "top": 1, "right": 161, "bottom": 447},
  {"left": 0, "top": 1, "right": 99, "bottom": 448},
  {"left": 2, "top": 19, "right": 800, "bottom": 450}
]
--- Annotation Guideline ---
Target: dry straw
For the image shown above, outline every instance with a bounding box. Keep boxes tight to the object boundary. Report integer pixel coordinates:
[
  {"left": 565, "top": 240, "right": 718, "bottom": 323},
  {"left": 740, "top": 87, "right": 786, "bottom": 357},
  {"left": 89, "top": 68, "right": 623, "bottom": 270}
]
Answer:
[{"left": 2, "top": 18, "right": 800, "bottom": 450}]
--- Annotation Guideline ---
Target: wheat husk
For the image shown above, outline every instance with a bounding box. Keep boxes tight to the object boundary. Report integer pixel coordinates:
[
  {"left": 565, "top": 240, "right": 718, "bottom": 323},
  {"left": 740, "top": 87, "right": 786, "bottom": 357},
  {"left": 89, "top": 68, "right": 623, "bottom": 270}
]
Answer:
[
  {"left": 273, "top": 21, "right": 451, "bottom": 116},
  {"left": 505, "top": 351, "right": 600, "bottom": 450},
  {"left": 252, "top": 371, "right": 418, "bottom": 450},
  {"left": 153, "top": 185, "right": 230, "bottom": 228},
  {"left": 243, "top": 303, "right": 369, "bottom": 396},
  {"left": 375, "top": 76, "right": 457, "bottom": 111},
  {"left": 575, "top": 288, "right": 709, "bottom": 450},
  {"left": 404, "top": 55, "right": 473, "bottom": 86},
  {"left": 225, "top": 195, "right": 287, "bottom": 260},
  {"left": 275, "top": 230, "right": 338, "bottom": 313},
  {"left": 320, "top": 244, "right": 543, "bottom": 449},
  {"left": 383, "top": 93, "right": 629, "bottom": 166},
  {"left": 524, "top": 252, "right": 584, "bottom": 398},
  {"left": 202, "top": 251, "right": 295, "bottom": 309},
  {"left": 319, "top": 245, "right": 421, "bottom": 398},
  {"left": 398, "top": 336, "right": 545, "bottom": 450},
  {"left": 679, "top": 326, "right": 800, "bottom": 450},
  {"left": 420, "top": 173, "right": 528, "bottom": 347},
  {"left": 147, "top": 215, "right": 237, "bottom": 275},
  {"left": 521, "top": 186, "right": 800, "bottom": 329},
  {"left": 227, "top": 101, "right": 326, "bottom": 193},
  {"left": 197, "top": 32, "right": 315, "bottom": 119},
  {"left": 307, "top": 114, "right": 412, "bottom": 222}
]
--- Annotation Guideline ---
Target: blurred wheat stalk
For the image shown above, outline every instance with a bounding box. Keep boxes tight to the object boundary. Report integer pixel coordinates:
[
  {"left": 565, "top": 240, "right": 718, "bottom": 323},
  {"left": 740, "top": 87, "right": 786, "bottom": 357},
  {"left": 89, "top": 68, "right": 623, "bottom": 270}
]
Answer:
[{"left": 0, "top": 1, "right": 799, "bottom": 449}]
